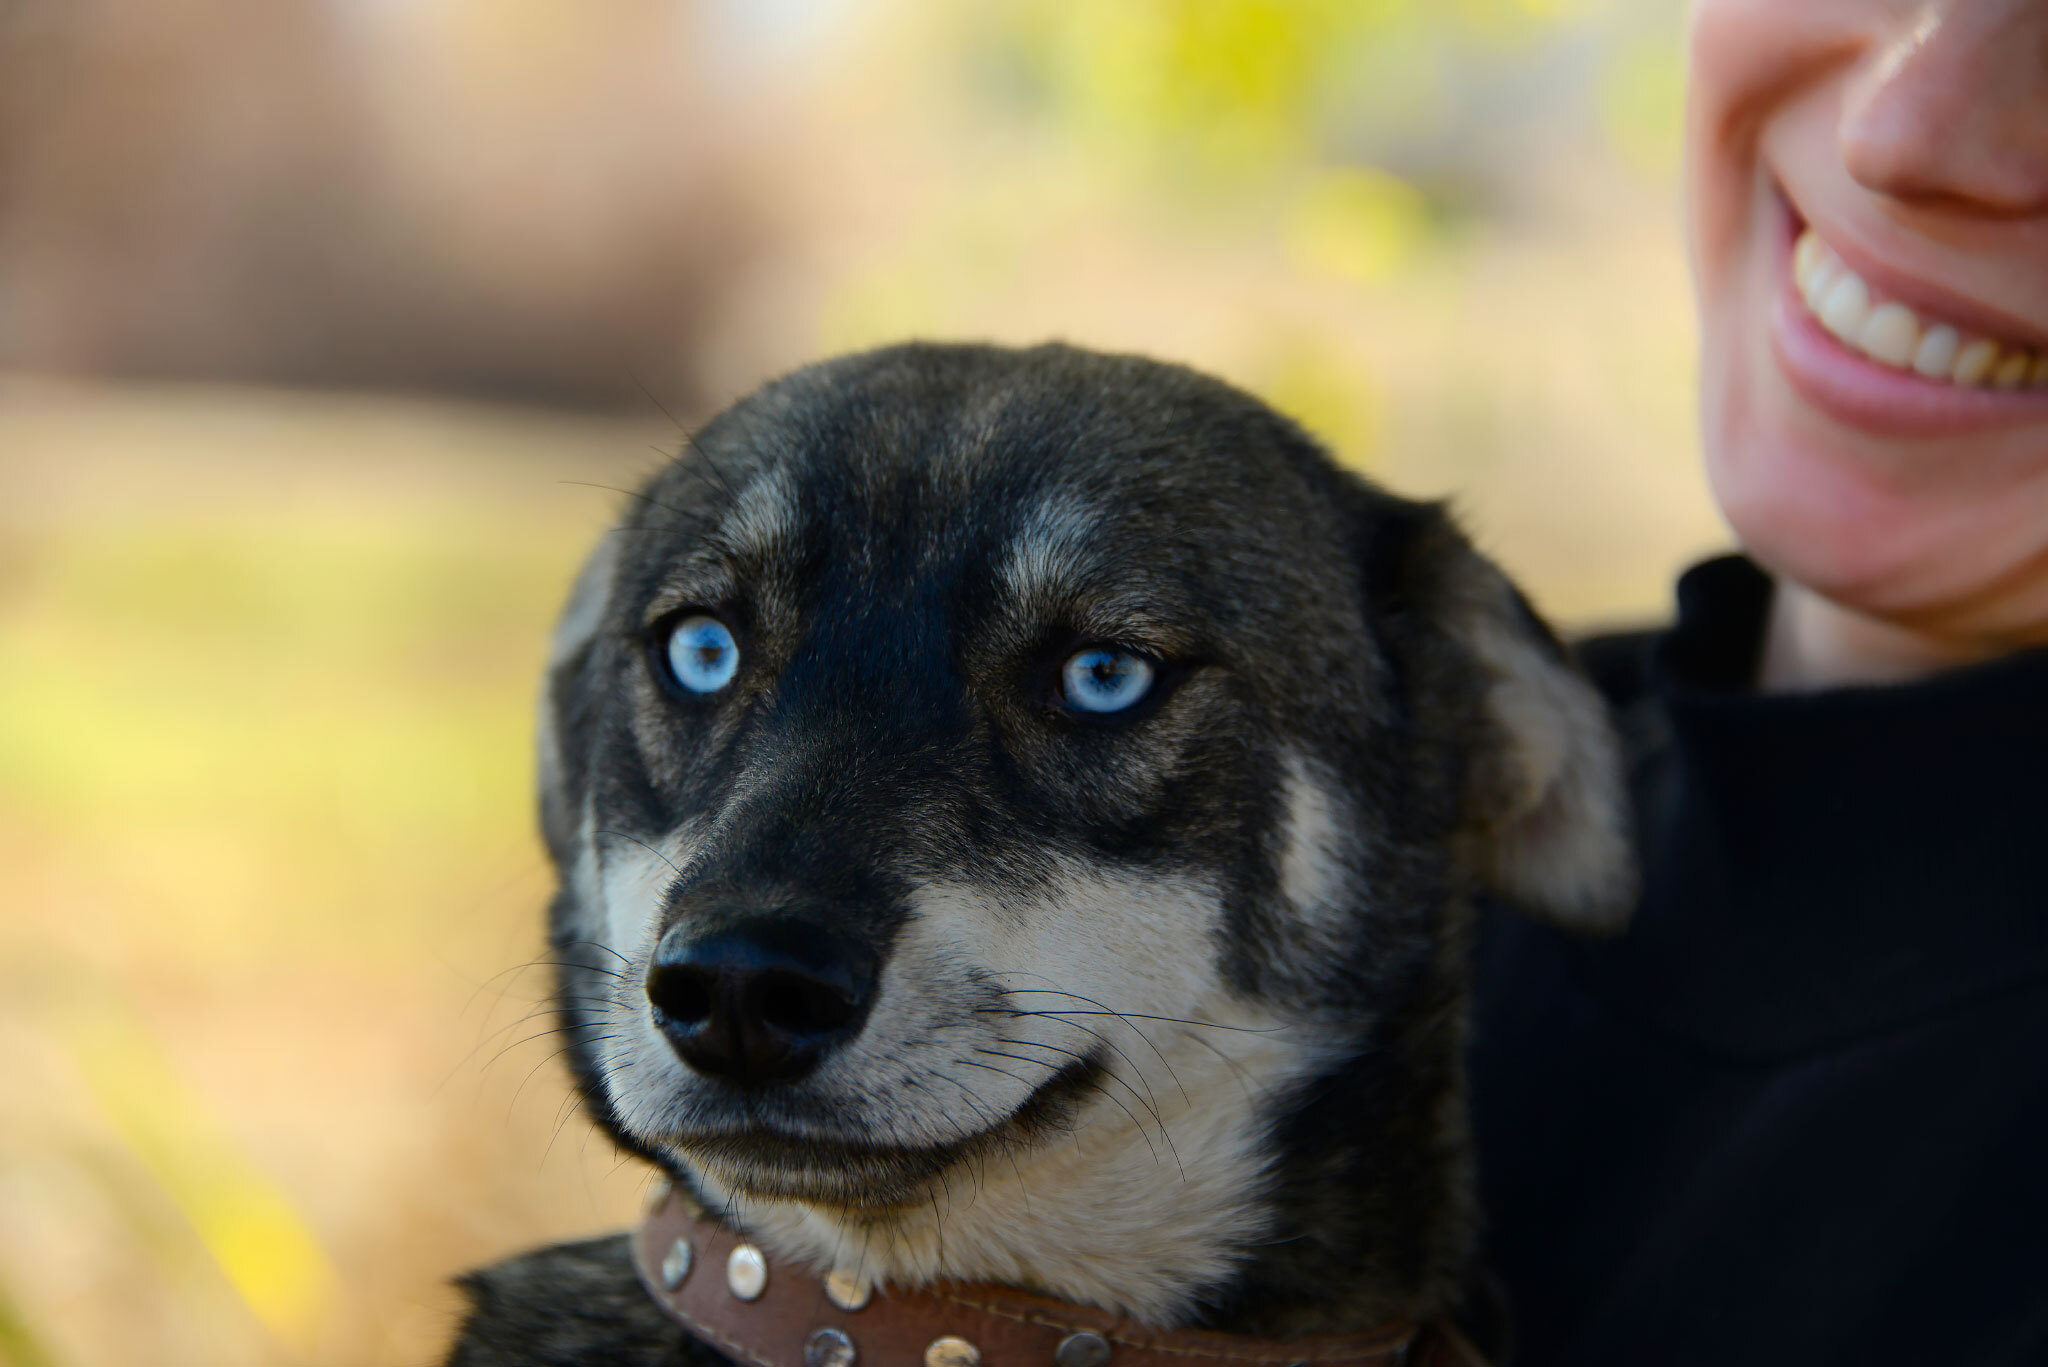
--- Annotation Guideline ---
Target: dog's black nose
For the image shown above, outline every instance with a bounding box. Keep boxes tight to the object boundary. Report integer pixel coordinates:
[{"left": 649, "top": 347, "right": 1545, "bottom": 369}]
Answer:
[{"left": 645, "top": 921, "right": 876, "bottom": 1085}]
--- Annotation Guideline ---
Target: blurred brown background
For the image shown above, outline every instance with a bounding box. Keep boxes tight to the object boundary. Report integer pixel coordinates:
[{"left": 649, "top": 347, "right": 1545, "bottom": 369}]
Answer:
[{"left": 0, "top": 2, "right": 1723, "bottom": 1363}]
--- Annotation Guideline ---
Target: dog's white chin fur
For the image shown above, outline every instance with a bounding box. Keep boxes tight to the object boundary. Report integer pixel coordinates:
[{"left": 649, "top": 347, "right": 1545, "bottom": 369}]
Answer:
[{"left": 679, "top": 1005, "right": 1324, "bottom": 1328}]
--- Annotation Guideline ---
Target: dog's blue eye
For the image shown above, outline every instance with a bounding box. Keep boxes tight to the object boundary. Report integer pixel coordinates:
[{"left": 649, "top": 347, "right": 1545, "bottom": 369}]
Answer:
[
  {"left": 1061, "top": 647, "right": 1155, "bottom": 714},
  {"left": 666, "top": 615, "right": 739, "bottom": 693}
]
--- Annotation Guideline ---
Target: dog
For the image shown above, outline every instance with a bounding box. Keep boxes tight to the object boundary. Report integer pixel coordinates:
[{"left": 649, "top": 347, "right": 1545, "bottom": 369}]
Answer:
[{"left": 446, "top": 342, "right": 1633, "bottom": 1365}]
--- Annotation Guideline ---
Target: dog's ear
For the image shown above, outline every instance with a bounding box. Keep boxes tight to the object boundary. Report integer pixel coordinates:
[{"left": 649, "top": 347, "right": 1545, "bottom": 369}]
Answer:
[
  {"left": 1362, "top": 497, "right": 1636, "bottom": 936},
  {"left": 1447, "top": 559, "right": 1636, "bottom": 935},
  {"left": 536, "top": 534, "right": 619, "bottom": 869}
]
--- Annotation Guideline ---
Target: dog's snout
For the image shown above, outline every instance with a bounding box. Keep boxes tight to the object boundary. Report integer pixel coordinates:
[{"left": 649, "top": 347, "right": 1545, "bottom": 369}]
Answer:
[{"left": 646, "top": 921, "right": 876, "bottom": 1086}]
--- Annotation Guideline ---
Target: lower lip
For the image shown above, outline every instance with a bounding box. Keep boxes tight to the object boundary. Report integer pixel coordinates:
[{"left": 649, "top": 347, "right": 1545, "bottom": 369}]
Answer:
[{"left": 1769, "top": 231, "right": 2048, "bottom": 440}]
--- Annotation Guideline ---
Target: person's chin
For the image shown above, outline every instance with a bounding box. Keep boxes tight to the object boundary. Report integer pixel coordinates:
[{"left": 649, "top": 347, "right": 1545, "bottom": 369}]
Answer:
[
  {"left": 1704, "top": 303, "right": 1902, "bottom": 591},
  {"left": 1707, "top": 412, "right": 1947, "bottom": 608}
]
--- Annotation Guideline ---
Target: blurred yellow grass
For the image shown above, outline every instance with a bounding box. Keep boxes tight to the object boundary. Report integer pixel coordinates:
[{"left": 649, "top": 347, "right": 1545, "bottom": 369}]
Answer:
[
  {"left": 0, "top": 384, "right": 670, "bottom": 1366},
  {"left": 68, "top": 1007, "right": 337, "bottom": 1352}
]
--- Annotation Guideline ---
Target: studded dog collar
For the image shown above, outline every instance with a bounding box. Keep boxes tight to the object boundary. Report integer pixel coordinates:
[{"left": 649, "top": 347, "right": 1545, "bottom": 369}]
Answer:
[{"left": 631, "top": 1187, "right": 1487, "bottom": 1367}]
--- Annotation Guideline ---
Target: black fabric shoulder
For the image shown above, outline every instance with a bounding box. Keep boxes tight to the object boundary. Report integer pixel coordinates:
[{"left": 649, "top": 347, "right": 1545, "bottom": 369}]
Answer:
[{"left": 1569, "top": 628, "right": 1660, "bottom": 710}]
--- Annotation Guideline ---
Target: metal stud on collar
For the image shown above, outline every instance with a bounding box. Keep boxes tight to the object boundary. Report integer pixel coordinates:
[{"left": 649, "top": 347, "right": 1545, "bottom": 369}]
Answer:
[
  {"left": 726, "top": 1243, "right": 769, "bottom": 1301},
  {"left": 925, "top": 1334, "right": 981, "bottom": 1367},
  {"left": 805, "top": 1327, "right": 858, "bottom": 1367},
  {"left": 1054, "top": 1331, "right": 1112, "bottom": 1367},
  {"left": 824, "top": 1269, "right": 872, "bottom": 1312},
  {"left": 659, "top": 1236, "right": 694, "bottom": 1290}
]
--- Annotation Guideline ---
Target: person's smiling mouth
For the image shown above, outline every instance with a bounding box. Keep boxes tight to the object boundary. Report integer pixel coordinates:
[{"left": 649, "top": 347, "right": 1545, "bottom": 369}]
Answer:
[
  {"left": 1765, "top": 187, "right": 2048, "bottom": 437},
  {"left": 1792, "top": 228, "right": 2046, "bottom": 390}
]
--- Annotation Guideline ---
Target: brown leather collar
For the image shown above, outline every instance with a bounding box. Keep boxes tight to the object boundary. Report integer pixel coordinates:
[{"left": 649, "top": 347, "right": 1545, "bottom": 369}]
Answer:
[{"left": 632, "top": 1186, "right": 1487, "bottom": 1367}]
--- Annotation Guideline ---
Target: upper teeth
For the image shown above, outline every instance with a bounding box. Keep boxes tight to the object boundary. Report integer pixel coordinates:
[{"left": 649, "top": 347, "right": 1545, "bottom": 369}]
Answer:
[{"left": 1793, "top": 230, "right": 2048, "bottom": 390}]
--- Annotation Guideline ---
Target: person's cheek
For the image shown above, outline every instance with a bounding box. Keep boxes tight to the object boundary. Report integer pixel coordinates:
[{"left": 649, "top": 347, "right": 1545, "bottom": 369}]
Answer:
[{"left": 1684, "top": 0, "right": 1853, "bottom": 307}]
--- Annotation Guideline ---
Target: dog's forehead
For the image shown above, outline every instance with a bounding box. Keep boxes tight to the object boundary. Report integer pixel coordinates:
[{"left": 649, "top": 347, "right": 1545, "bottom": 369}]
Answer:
[{"left": 621, "top": 346, "right": 1355, "bottom": 630}]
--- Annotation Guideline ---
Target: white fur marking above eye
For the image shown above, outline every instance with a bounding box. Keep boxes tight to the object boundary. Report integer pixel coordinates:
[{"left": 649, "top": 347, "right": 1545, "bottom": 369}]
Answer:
[
  {"left": 721, "top": 465, "right": 799, "bottom": 561},
  {"left": 998, "top": 492, "right": 1101, "bottom": 605}
]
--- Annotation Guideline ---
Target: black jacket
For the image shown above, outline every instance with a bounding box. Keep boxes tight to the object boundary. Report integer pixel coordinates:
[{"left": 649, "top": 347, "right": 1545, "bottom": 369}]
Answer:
[{"left": 1469, "top": 556, "right": 2048, "bottom": 1366}]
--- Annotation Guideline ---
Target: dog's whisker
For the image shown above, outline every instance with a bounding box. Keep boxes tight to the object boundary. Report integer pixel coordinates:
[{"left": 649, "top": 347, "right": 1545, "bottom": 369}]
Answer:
[
  {"left": 623, "top": 372, "right": 746, "bottom": 507},
  {"left": 563, "top": 937, "right": 635, "bottom": 970},
  {"left": 854, "top": 1222, "right": 875, "bottom": 1293},
  {"left": 1063, "top": 1073, "right": 1164, "bottom": 1170},
  {"left": 606, "top": 521, "right": 725, "bottom": 537},
  {"left": 455, "top": 951, "right": 628, "bottom": 1035},
  {"left": 1064, "top": 1013, "right": 1190, "bottom": 1108},
  {"left": 1004, "top": 1144, "right": 1032, "bottom": 1209},
  {"left": 635, "top": 440, "right": 739, "bottom": 515},
  {"left": 455, "top": 956, "right": 555, "bottom": 1020},
  {"left": 507, "top": 1043, "right": 582, "bottom": 1120},
  {"left": 1012, "top": 1043, "right": 1184, "bottom": 1180},
  {"left": 593, "top": 829, "right": 685, "bottom": 880},
  {"left": 977, "top": 1009, "right": 1190, "bottom": 1108},
  {"left": 927, "top": 1186, "right": 948, "bottom": 1270},
  {"left": 952, "top": 1054, "right": 1044, "bottom": 1091},
  {"left": 999, "top": 1000, "right": 1284, "bottom": 1034},
  {"left": 987, "top": 1035, "right": 1170, "bottom": 1134},
  {"left": 899, "top": 1074, "right": 987, "bottom": 1153},
  {"left": 542, "top": 1084, "right": 595, "bottom": 1169},
  {"left": 478, "top": 1022, "right": 579, "bottom": 1075},
  {"left": 968, "top": 1048, "right": 1172, "bottom": 1173},
  {"left": 481, "top": 1011, "right": 621, "bottom": 1079},
  {"left": 458, "top": 999, "right": 588, "bottom": 1054},
  {"left": 528, "top": 958, "right": 628, "bottom": 981},
  {"left": 1178, "top": 1027, "right": 1263, "bottom": 1102},
  {"left": 678, "top": 436, "right": 746, "bottom": 509},
  {"left": 978, "top": 973, "right": 1196, "bottom": 1079},
  {"left": 557, "top": 479, "right": 699, "bottom": 524},
  {"left": 925, "top": 1068, "right": 1007, "bottom": 1135},
  {"left": 453, "top": 999, "right": 622, "bottom": 1077},
  {"left": 483, "top": 994, "right": 623, "bottom": 1033},
  {"left": 985, "top": 974, "right": 1287, "bottom": 1067}
]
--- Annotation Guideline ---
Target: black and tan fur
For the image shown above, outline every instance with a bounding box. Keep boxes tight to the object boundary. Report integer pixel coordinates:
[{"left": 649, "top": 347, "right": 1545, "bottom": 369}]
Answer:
[{"left": 448, "top": 343, "right": 1631, "bottom": 1365}]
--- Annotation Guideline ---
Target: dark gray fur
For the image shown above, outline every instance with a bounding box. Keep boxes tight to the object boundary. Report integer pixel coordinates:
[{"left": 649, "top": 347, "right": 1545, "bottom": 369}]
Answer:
[{"left": 449, "top": 343, "right": 1631, "bottom": 1363}]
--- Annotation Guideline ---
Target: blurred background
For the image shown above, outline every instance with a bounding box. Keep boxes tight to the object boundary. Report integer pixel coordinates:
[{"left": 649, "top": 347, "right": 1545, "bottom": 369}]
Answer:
[{"left": 0, "top": 1, "right": 1725, "bottom": 1362}]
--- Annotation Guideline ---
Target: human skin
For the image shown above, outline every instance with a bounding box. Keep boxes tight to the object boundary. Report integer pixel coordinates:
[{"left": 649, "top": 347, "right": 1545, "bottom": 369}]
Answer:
[{"left": 1685, "top": 0, "right": 2048, "bottom": 690}]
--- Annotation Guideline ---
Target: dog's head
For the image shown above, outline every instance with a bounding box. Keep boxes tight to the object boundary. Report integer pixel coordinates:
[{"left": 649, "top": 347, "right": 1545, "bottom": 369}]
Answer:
[{"left": 537, "top": 343, "right": 1630, "bottom": 1326}]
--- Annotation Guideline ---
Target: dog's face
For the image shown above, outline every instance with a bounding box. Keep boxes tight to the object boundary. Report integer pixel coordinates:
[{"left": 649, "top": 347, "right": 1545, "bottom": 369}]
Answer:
[{"left": 538, "top": 344, "right": 1629, "bottom": 1322}]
